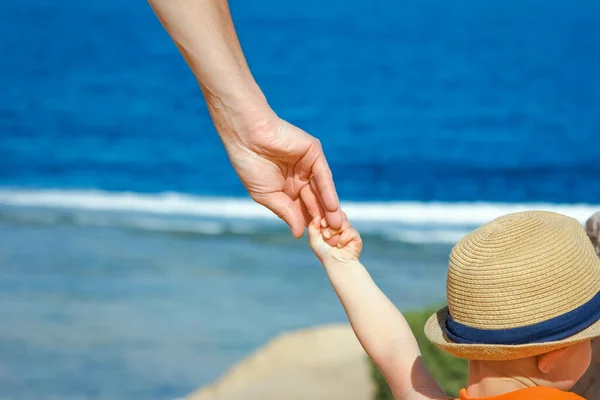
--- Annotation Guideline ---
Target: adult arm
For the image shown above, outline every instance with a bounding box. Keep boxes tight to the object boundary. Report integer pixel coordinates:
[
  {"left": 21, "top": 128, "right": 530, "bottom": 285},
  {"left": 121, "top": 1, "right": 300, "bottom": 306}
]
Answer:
[{"left": 147, "top": 0, "right": 342, "bottom": 235}]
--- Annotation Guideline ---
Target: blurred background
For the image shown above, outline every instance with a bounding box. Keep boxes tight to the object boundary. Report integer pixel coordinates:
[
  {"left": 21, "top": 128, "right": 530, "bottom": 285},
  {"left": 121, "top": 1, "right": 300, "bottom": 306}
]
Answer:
[{"left": 1, "top": 0, "right": 599, "bottom": 399}]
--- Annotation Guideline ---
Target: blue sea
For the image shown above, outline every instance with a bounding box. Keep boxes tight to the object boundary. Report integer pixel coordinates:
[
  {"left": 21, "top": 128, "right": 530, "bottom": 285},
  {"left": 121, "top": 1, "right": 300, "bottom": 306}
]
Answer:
[{"left": 1, "top": 0, "right": 599, "bottom": 399}]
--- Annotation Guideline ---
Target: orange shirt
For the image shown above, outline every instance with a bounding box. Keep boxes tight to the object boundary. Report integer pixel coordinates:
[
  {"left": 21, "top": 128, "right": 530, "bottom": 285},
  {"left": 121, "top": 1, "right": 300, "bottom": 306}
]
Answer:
[{"left": 458, "top": 387, "right": 584, "bottom": 399}]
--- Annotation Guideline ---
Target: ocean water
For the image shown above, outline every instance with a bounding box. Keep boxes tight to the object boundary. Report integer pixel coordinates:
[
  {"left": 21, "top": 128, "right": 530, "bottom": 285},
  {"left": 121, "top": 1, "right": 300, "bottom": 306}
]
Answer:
[{"left": 1, "top": 0, "right": 600, "bottom": 399}]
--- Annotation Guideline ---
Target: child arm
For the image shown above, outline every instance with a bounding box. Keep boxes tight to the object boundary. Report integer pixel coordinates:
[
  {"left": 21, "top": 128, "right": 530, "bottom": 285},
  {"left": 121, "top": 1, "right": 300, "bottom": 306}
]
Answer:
[{"left": 308, "top": 218, "right": 449, "bottom": 400}]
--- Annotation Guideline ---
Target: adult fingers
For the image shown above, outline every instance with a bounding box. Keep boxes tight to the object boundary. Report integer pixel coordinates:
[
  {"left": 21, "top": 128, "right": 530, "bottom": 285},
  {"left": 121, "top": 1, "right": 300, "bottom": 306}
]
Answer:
[
  {"left": 319, "top": 209, "right": 346, "bottom": 227},
  {"left": 300, "top": 184, "right": 324, "bottom": 224},
  {"left": 299, "top": 199, "right": 312, "bottom": 228},
  {"left": 309, "top": 174, "right": 342, "bottom": 231},
  {"left": 255, "top": 192, "right": 305, "bottom": 238},
  {"left": 311, "top": 153, "right": 342, "bottom": 229}
]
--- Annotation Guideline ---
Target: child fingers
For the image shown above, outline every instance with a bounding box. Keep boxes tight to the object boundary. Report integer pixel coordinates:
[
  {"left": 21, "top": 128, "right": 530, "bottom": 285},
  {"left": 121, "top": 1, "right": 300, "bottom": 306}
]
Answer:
[
  {"left": 299, "top": 199, "right": 312, "bottom": 228},
  {"left": 338, "top": 228, "right": 358, "bottom": 247},
  {"left": 321, "top": 218, "right": 351, "bottom": 239}
]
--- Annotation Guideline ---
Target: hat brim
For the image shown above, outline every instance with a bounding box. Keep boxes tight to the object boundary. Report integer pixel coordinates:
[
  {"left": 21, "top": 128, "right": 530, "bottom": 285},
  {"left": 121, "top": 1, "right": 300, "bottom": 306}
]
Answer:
[{"left": 425, "top": 306, "right": 600, "bottom": 361}]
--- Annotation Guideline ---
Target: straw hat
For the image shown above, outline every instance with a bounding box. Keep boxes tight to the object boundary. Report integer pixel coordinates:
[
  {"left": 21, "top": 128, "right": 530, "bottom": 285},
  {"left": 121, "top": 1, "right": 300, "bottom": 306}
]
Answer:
[{"left": 425, "top": 211, "right": 600, "bottom": 361}]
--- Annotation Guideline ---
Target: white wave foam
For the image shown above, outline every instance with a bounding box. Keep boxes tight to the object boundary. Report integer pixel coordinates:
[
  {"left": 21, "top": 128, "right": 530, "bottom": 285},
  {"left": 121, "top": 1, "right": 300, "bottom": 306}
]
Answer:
[
  {"left": 0, "top": 189, "right": 275, "bottom": 219},
  {"left": 382, "top": 228, "right": 471, "bottom": 244},
  {"left": 0, "top": 188, "right": 598, "bottom": 227},
  {"left": 344, "top": 201, "right": 599, "bottom": 226}
]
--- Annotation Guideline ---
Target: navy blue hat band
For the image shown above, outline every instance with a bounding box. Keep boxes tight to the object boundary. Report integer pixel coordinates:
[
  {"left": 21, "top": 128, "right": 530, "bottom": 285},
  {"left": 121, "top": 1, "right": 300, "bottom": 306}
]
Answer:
[{"left": 445, "top": 291, "right": 600, "bottom": 345}]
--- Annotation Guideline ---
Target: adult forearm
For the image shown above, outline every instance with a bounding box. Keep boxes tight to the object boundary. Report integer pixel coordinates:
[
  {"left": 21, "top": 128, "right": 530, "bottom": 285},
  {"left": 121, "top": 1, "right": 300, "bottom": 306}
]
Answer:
[
  {"left": 148, "top": 0, "right": 271, "bottom": 137},
  {"left": 148, "top": 0, "right": 343, "bottom": 233}
]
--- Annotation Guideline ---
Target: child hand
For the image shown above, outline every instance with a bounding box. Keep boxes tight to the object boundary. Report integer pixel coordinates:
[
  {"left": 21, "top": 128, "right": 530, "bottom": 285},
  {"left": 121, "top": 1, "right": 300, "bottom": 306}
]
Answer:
[{"left": 308, "top": 213, "right": 363, "bottom": 264}]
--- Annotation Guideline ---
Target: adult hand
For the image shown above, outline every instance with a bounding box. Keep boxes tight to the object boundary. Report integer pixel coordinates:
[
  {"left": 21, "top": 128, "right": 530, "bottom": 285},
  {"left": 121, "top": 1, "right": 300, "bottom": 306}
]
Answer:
[
  {"left": 221, "top": 112, "right": 342, "bottom": 238},
  {"left": 148, "top": 0, "right": 342, "bottom": 236}
]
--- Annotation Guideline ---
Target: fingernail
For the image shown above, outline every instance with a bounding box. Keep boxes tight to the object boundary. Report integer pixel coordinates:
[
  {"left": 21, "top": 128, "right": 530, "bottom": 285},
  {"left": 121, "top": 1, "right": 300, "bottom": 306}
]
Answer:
[
  {"left": 323, "top": 230, "right": 331, "bottom": 239},
  {"left": 321, "top": 219, "right": 328, "bottom": 228}
]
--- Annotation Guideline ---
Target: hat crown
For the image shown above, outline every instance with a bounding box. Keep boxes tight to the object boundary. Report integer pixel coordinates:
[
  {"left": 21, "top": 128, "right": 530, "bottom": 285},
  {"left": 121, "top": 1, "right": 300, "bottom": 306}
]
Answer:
[{"left": 447, "top": 211, "right": 600, "bottom": 330}]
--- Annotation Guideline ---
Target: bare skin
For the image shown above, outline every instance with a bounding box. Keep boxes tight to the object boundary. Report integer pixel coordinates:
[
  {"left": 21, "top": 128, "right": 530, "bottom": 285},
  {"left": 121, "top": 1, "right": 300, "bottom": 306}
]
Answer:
[
  {"left": 146, "top": 2, "right": 600, "bottom": 395},
  {"left": 147, "top": 0, "right": 342, "bottom": 237},
  {"left": 308, "top": 215, "right": 593, "bottom": 399}
]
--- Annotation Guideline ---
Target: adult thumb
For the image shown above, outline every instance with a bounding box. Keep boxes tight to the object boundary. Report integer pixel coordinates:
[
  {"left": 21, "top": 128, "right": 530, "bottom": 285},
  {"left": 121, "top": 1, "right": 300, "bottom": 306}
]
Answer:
[{"left": 256, "top": 192, "right": 306, "bottom": 238}]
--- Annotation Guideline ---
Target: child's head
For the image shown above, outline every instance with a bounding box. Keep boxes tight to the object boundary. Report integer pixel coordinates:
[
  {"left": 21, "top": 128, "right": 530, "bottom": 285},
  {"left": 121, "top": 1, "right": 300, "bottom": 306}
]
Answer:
[{"left": 424, "top": 211, "right": 600, "bottom": 389}]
